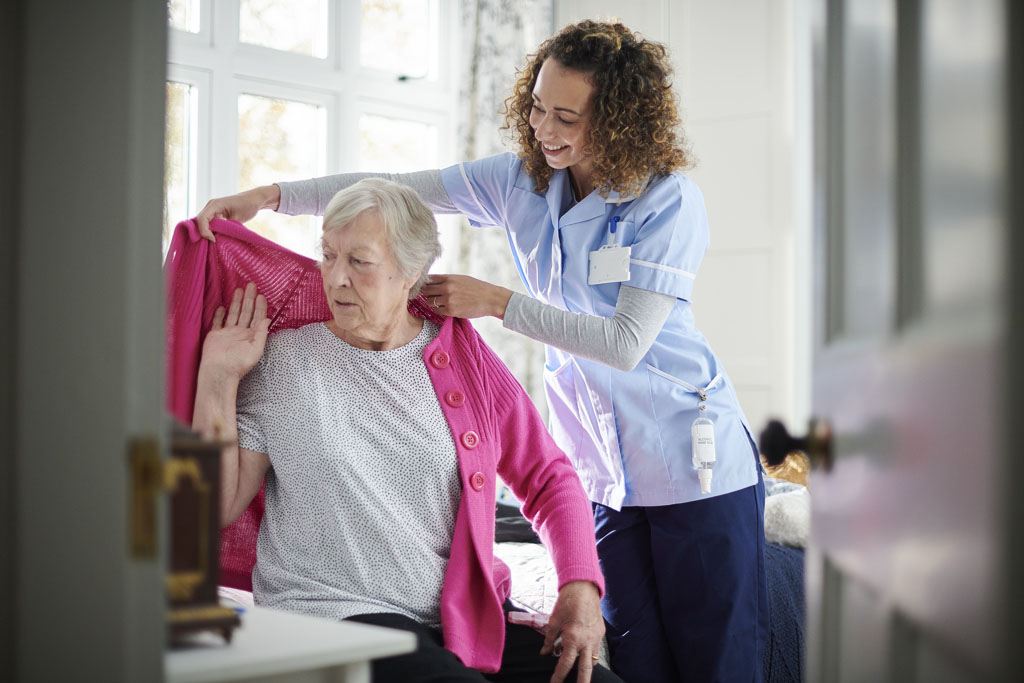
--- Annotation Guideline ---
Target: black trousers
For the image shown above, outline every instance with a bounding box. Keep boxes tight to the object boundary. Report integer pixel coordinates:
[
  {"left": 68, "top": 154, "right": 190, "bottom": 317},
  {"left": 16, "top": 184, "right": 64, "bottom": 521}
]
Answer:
[{"left": 347, "top": 607, "right": 624, "bottom": 683}]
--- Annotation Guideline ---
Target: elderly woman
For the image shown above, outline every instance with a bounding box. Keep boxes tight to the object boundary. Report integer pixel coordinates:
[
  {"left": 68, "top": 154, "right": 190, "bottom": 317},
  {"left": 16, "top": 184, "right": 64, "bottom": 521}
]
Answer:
[{"left": 191, "top": 179, "right": 620, "bottom": 683}]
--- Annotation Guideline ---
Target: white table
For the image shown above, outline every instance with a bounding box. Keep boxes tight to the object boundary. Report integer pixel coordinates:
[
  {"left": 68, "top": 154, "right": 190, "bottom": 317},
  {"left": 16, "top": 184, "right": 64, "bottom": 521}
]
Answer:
[{"left": 165, "top": 604, "right": 416, "bottom": 683}]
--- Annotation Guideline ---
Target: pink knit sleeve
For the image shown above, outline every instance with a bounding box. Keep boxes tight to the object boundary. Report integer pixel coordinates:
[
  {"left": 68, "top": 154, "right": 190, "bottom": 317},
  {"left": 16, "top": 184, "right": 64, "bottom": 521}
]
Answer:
[
  {"left": 165, "top": 219, "right": 210, "bottom": 424},
  {"left": 164, "top": 217, "right": 333, "bottom": 592}
]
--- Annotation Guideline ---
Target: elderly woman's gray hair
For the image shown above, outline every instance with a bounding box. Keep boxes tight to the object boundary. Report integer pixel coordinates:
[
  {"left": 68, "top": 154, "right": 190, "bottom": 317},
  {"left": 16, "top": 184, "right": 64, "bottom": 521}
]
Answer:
[{"left": 321, "top": 178, "right": 442, "bottom": 298}]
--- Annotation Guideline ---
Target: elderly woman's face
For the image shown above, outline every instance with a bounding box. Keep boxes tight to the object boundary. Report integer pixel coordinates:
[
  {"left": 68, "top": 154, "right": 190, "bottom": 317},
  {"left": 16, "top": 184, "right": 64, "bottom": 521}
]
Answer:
[{"left": 320, "top": 210, "right": 417, "bottom": 345}]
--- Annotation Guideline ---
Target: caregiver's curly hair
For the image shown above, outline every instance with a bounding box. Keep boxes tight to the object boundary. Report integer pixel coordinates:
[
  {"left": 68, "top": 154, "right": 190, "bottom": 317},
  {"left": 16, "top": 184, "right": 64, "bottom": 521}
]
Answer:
[{"left": 503, "top": 20, "right": 692, "bottom": 198}]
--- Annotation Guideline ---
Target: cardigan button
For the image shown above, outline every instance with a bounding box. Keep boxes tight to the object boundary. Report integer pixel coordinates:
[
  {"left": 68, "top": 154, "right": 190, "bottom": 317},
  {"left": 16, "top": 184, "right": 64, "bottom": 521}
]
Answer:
[
  {"left": 430, "top": 350, "right": 450, "bottom": 369},
  {"left": 461, "top": 431, "right": 479, "bottom": 449},
  {"left": 445, "top": 390, "right": 465, "bottom": 408},
  {"left": 470, "top": 472, "right": 486, "bottom": 491}
]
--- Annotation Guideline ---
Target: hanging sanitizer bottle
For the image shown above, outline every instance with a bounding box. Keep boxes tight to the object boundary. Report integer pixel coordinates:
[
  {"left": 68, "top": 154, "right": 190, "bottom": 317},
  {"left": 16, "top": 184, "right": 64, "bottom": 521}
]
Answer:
[{"left": 692, "top": 393, "right": 716, "bottom": 494}]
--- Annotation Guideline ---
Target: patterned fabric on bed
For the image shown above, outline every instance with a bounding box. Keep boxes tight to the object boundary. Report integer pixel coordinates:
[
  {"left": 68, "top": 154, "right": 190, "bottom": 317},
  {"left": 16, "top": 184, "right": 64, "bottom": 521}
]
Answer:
[{"left": 762, "top": 543, "right": 805, "bottom": 683}]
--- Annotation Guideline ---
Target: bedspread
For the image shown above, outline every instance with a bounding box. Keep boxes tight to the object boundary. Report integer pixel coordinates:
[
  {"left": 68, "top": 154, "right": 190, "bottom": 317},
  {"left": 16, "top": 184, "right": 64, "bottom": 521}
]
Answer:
[{"left": 494, "top": 478, "right": 809, "bottom": 683}]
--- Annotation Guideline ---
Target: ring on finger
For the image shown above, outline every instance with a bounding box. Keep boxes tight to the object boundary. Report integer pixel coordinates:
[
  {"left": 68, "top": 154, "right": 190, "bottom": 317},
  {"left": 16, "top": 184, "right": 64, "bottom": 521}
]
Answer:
[{"left": 591, "top": 655, "right": 600, "bottom": 661}]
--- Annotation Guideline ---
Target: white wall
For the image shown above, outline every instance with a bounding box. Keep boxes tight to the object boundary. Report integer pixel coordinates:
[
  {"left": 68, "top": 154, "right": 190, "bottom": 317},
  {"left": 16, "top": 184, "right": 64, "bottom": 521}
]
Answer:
[{"left": 555, "top": 0, "right": 812, "bottom": 433}]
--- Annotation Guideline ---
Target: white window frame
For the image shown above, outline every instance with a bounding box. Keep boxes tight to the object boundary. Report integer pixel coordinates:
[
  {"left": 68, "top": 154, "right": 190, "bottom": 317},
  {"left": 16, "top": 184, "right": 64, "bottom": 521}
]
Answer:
[
  {"left": 167, "top": 0, "right": 460, "bottom": 214},
  {"left": 165, "top": 65, "right": 211, "bottom": 222}
]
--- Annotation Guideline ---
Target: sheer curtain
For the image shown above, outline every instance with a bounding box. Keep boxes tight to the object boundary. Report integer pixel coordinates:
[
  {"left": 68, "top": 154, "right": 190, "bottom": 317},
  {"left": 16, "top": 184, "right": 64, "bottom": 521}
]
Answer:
[{"left": 453, "top": 0, "right": 553, "bottom": 415}]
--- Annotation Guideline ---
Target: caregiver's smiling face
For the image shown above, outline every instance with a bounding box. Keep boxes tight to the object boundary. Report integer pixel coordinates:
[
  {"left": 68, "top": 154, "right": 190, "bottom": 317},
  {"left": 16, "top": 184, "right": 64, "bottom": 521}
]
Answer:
[{"left": 529, "top": 57, "right": 596, "bottom": 189}]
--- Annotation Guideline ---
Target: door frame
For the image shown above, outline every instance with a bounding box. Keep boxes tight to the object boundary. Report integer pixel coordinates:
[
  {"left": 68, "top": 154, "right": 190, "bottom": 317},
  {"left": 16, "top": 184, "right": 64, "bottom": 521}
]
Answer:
[
  {"left": 6, "top": 0, "right": 168, "bottom": 679},
  {"left": 1005, "top": 0, "right": 1024, "bottom": 678}
]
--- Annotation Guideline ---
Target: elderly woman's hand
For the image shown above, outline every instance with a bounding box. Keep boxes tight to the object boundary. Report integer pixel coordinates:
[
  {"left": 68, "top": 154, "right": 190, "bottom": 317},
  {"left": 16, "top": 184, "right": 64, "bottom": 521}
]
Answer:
[
  {"left": 420, "top": 274, "right": 514, "bottom": 320},
  {"left": 199, "top": 283, "right": 271, "bottom": 381},
  {"left": 542, "top": 580, "right": 605, "bottom": 683},
  {"left": 195, "top": 185, "right": 281, "bottom": 242}
]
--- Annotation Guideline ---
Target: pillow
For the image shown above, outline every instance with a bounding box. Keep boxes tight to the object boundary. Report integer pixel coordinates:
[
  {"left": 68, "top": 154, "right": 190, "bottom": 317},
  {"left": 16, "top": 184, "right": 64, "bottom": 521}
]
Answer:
[{"left": 763, "top": 478, "right": 810, "bottom": 548}]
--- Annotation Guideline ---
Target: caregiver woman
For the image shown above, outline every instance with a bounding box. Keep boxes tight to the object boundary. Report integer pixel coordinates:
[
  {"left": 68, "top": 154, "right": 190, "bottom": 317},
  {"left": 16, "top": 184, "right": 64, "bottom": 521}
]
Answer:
[{"left": 197, "top": 20, "right": 769, "bottom": 683}]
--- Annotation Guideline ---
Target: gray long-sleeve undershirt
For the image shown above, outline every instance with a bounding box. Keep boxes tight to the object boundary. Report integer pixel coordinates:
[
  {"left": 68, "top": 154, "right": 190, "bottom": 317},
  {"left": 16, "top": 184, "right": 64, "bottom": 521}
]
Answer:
[
  {"left": 504, "top": 288, "right": 674, "bottom": 372},
  {"left": 277, "top": 171, "right": 677, "bottom": 372},
  {"left": 278, "top": 170, "right": 460, "bottom": 216}
]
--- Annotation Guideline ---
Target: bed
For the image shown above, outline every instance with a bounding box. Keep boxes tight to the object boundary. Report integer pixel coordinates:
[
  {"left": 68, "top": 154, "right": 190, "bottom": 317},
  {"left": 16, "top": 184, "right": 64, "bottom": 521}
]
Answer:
[{"left": 494, "top": 473, "right": 808, "bottom": 683}]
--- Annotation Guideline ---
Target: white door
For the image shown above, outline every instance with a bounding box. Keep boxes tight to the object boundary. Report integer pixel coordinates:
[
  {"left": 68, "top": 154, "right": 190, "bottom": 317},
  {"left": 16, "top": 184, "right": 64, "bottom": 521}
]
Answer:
[
  {"left": 10, "top": 0, "right": 168, "bottom": 679},
  {"left": 800, "top": 0, "right": 1019, "bottom": 680}
]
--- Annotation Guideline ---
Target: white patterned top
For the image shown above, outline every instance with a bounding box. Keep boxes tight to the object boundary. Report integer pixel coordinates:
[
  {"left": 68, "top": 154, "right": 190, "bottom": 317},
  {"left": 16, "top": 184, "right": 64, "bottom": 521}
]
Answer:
[{"left": 236, "top": 319, "right": 460, "bottom": 627}]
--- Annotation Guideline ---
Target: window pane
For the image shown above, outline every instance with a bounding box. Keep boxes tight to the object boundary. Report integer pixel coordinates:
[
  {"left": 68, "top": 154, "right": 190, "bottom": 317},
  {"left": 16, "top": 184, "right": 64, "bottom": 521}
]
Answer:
[
  {"left": 238, "top": 94, "right": 326, "bottom": 257},
  {"left": 358, "top": 113, "right": 438, "bottom": 171},
  {"left": 167, "top": 0, "right": 200, "bottom": 33},
  {"left": 240, "top": 0, "right": 328, "bottom": 58},
  {"left": 358, "top": 113, "right": 457, "bottom": 272},
  {"left": 360, "top": 0, "right": 434, "bottom": 78},
  {"left": 164, "top": 81, "right": 197, "bottom": 254}
]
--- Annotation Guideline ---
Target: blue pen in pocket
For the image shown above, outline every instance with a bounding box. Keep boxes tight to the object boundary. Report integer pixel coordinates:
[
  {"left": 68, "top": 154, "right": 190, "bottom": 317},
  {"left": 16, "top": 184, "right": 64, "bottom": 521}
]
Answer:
[{"left": 608, "top": 215, "right": 621, "bottom": 245}]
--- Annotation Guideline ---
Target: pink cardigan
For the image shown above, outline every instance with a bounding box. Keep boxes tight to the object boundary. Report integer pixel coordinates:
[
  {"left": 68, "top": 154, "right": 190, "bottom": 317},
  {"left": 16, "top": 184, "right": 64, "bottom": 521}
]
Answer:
[{"left": 165, "top": 218, "right": 604, "bottom": 672}]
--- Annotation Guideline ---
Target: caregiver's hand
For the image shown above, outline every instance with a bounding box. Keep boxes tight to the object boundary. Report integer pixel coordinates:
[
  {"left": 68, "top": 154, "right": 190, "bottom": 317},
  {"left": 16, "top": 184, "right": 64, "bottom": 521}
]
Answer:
[
  {"left": 543, "top": 581, "right": 605, "bottom": 683},
  {"left": 420, "top": 274, "right": 513, "bottom": 320},
  {"left": 195, "top": 184, "right": 282, "bottom": 242}
]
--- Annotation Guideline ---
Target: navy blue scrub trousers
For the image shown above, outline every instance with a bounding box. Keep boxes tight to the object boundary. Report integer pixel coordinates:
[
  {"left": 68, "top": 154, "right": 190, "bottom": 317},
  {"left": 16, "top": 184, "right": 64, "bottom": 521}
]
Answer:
[{"left": 593, "top": 470, "right": 769, "bottom": 683}]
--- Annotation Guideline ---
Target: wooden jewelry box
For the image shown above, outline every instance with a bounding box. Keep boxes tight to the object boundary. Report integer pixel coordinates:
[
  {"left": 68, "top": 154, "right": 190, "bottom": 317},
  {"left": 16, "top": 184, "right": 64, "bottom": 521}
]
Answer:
[{"left": 165, "top": 422, "right": 240, "bottom": 644}]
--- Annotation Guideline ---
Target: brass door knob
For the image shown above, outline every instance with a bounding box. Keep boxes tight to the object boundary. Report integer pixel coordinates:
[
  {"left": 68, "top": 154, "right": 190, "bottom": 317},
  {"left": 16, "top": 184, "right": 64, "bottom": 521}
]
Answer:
[{"left": 759, "top": 418, "right": 834, "bottom": 471}]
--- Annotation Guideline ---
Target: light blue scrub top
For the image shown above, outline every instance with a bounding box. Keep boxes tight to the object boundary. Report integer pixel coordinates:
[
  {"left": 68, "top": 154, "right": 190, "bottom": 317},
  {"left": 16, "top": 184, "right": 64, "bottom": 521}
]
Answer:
[{"left": 440, "top": 153, "right": 758, "bottom": 510}]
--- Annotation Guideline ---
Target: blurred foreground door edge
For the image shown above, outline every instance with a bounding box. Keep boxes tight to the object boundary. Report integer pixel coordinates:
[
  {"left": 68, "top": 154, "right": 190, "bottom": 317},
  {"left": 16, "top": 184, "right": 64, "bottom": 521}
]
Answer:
[{"left": 807, "top": 0, "right": 1023, "bottom": 680}]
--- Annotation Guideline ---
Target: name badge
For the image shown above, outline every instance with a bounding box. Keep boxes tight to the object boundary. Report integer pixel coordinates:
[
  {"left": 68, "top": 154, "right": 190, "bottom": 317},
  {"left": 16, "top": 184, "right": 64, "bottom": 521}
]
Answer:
[{"left": 588, "top": 244, "right": 632, "bottom": 285}]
